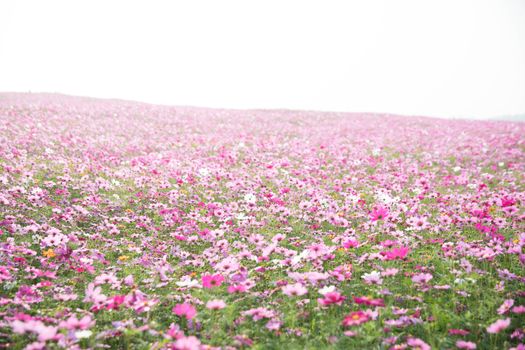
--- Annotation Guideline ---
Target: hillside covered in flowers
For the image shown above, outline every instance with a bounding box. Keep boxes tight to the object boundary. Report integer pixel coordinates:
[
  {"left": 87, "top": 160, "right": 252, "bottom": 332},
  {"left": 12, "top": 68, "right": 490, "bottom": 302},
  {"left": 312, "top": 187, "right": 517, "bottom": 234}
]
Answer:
[{"left": 0, "top": 93, "right": 524, "bottom": 349}]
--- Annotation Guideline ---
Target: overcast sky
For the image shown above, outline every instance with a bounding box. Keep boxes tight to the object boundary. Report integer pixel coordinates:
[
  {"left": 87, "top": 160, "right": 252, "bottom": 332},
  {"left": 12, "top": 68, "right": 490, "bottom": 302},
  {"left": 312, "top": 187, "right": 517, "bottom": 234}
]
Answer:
[{"left": 1, "top": 0, "right": 524, "bottom": 119}]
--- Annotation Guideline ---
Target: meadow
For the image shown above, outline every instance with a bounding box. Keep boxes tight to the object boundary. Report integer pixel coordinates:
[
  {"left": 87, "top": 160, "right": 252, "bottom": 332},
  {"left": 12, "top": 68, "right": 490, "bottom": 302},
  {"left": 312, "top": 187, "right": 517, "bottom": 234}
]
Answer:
[{"left": 0, "top": 93, "right": 523, "bottom": 349}]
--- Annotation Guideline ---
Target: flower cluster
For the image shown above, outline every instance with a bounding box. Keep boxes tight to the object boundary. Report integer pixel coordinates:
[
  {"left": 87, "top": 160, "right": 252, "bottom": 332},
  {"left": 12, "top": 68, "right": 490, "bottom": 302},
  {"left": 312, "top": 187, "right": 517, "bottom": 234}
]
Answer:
[{"left": 0, "top": 93, "right": 524, "bottom": 349}]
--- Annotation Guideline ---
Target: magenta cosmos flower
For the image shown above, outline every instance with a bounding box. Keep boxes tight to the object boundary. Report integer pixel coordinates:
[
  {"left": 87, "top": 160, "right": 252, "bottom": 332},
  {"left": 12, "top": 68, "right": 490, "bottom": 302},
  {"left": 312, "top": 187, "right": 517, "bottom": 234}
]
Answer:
[
  {"left": 382, "top": 246, "right": 410, "bottom": 260},
  {"left": 342, "top": 239, "right": 359, "bottom": 249},
  {"left": 317, "top": 292, "right": 346, "bottom": 306},
  {"left": 202, "top": 274, "right": 224, "bottom": 288},
  {"left": 353, "top": 296, "right": 385, "bottom": 307},
  {"left": 342, "top": 311, "right": 370, "bottom": 326},
  {"left": 370, "top": 206, "right": 389, "bottom": 221}
]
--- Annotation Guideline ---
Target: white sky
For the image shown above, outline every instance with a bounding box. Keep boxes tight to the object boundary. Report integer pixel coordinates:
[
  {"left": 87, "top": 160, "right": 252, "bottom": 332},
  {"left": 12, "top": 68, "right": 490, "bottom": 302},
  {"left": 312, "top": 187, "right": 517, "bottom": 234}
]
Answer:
[{"left": 1, "top": 0, "right": 524, "bottom": 119}]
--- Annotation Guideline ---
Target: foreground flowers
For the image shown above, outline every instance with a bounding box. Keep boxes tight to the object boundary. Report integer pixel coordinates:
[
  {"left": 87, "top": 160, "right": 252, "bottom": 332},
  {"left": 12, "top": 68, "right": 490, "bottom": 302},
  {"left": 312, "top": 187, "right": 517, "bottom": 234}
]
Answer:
[{"left": 0, "top": 93, "right": 523, "bottom": 349}]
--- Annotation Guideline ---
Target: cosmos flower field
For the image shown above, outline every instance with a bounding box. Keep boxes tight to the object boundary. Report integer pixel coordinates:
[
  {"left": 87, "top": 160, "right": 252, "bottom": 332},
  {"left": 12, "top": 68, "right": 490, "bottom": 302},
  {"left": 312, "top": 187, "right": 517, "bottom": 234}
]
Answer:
[{"left": 0, "top": 93, "right": 524, "bottom": 350}]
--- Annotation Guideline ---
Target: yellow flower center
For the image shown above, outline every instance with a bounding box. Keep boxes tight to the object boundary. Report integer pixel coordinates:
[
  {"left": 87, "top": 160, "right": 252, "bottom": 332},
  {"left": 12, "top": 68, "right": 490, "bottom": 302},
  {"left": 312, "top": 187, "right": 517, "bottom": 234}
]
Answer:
[{"left": 43, "top": 249, "right": 56, "bottom": 258}]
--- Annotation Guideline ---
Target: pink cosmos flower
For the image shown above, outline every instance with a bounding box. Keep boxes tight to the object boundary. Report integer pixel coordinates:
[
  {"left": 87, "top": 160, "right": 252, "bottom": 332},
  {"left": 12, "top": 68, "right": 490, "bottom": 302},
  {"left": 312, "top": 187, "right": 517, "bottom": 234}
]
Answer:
[
  {"left": 407, "top": 337, "right": 431, "bottom": 350},
  {"left": 512, "top": 305, "right": 525, "bottom": 314},
  {"left": 382, "top": 268, "right": 399, "bottom": 277},
  {"left": 317, "top": 292, "right": 346, "bottom": 306},
  {"left": 412, "top": 273, "right": 433, "bottom": 284},
  {"left": 11, "top": 320, "right": 58, "bottom": 342},
  {"left": 34, "top": 324, "right": 59, "bottom": 342},
  {"left": 362, "top": 271, "right": 383, "bottom": 285},
  {"left": 486, "top": 318, "right": 511, "bottom": 334},
  {"left": 174, "top": 335, "right": 201, "bottom": 350},
  {"left": 266, "top": 318, "right": 282, "bottom": 331},
  {"left": 105, "top": 295, "right": 126, "bottom": 311},
  {"left": 24, "top": 341, "right": 46, "bottom": 350},
  {"left": 370, "top": 207, "right": 389, "bottom": 221},
  {"left": 206, "top": 299, "right": 226, "bottom": 310},
  {"left": 342, "top": 239, "right": 359, "bottom": 249},
  {"left": 382, "top": 246, "right": 410, "bottom": 260},
  {"left": 165, "top": 323, "right": 184, "bottom": 339},
  {"left": 59, "top": 315, "right": 95, "bottom": 330},
  {"left": 380, "top": 240, "right": 397, "bottom": 248},
  {"left": 353, "top": 296, "right": 385, "bottom": 307},
  {"left": 0, "top": 266, "right": 11, "bottom": 281},
  {"left": 83, "top": 283, "right": 106, "bottom": 304},
  {"left": 497, "top": 299, "right": 514, "bottom": 314},
  {"left": 172, "top": 303, "right": 197, "bottom": 320},
  {"left": 409, "top": 216, "right": 430, "bottom": 231},
  {"left": 282, "top": 283, "right": 308, "bottom": 296},
  {"left": 242, "top": 307, "right": 276, "bottom": 321},
  {"left": 331, "top": 264, "right": 353, "bottom": 281},
  {"left": 227, "top": 284, "right": 247, "bottom": 293},
  {"left": 124, "top": 274, "right": 134, "bottom": 286},
  {"left": 132, "top": 298, "right": 159, "bottom": 314},
  {"left": 342, "top": 311, "right": 370, "bottom": 326},
  {"left": 448, "top": 329, "right": 470, "bottom": 336},
  {"left": 456, "top": 340, "right": 477, "bottom": 349},
  {"left": 202, "top": 274, "right": 224, "bottom": 288}
]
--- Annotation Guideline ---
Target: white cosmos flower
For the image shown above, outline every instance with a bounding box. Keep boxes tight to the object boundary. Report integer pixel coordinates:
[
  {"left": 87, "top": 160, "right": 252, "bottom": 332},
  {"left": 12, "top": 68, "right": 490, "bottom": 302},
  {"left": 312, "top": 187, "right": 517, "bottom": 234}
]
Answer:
[
  {"left": 236, "top": 213, "right": 248, "bottom": 221},
  {"left": 176, "top": 276, "right": 200, "bottom": 288},
  {"left": 291, "top": 250, "right": 309, "bottom": 265},
  {"left": 318, "top": 285, "right": 336, "bottom": 295},
  {"left": 75, "top": 330, "right": 93, "bottom": 339},
  {"left": 198, "top": 168, "right": 210, "bottom": 177},
  {"left": 244, "top": 193, "right": 256, "bottom": 204}
]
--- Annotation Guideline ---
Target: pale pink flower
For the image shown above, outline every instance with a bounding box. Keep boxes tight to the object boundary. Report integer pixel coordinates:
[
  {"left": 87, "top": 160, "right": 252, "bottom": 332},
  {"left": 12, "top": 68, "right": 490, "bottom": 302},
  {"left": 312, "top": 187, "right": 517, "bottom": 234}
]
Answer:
[
  {"left": 382, "top": 268, "right": 399, "bottom": 277},
  {"left": 266, "top": 319, "right": 282, "bottom": 331},
  {"left": 206, "top": 299, "right": 226, "bottom": 310},
  {"left": 486, "top": 318, "right": 511, "bottom": 334},
  {"left": 282, "top": 283, "right": 308, "bottom": 296},
  {"left": 412, "top": 273, "right": 433, "bottom": 284},
  {"left": 59, "top": 315, "right": 95, "bottom": 330},
  {"left": 456, "top": 340, "right": 477, "bottom": 349},
  {"left": 497, "top": 299, "right": 514, "bottom": 314},
  {"left": 512, "top": 305, "right": 525, "bottom": 314},
  {"left": 407, "top": 337, "right": 431, "bottom": 350},
  {"left": 362, "top": 271, "right": 383, "bottom": 285},
  {"left": 174, "top": 335, "right": 201, "bottom": 350},
  {"left": 33, "top": 323, "right": 58, "bottom": 342}
]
